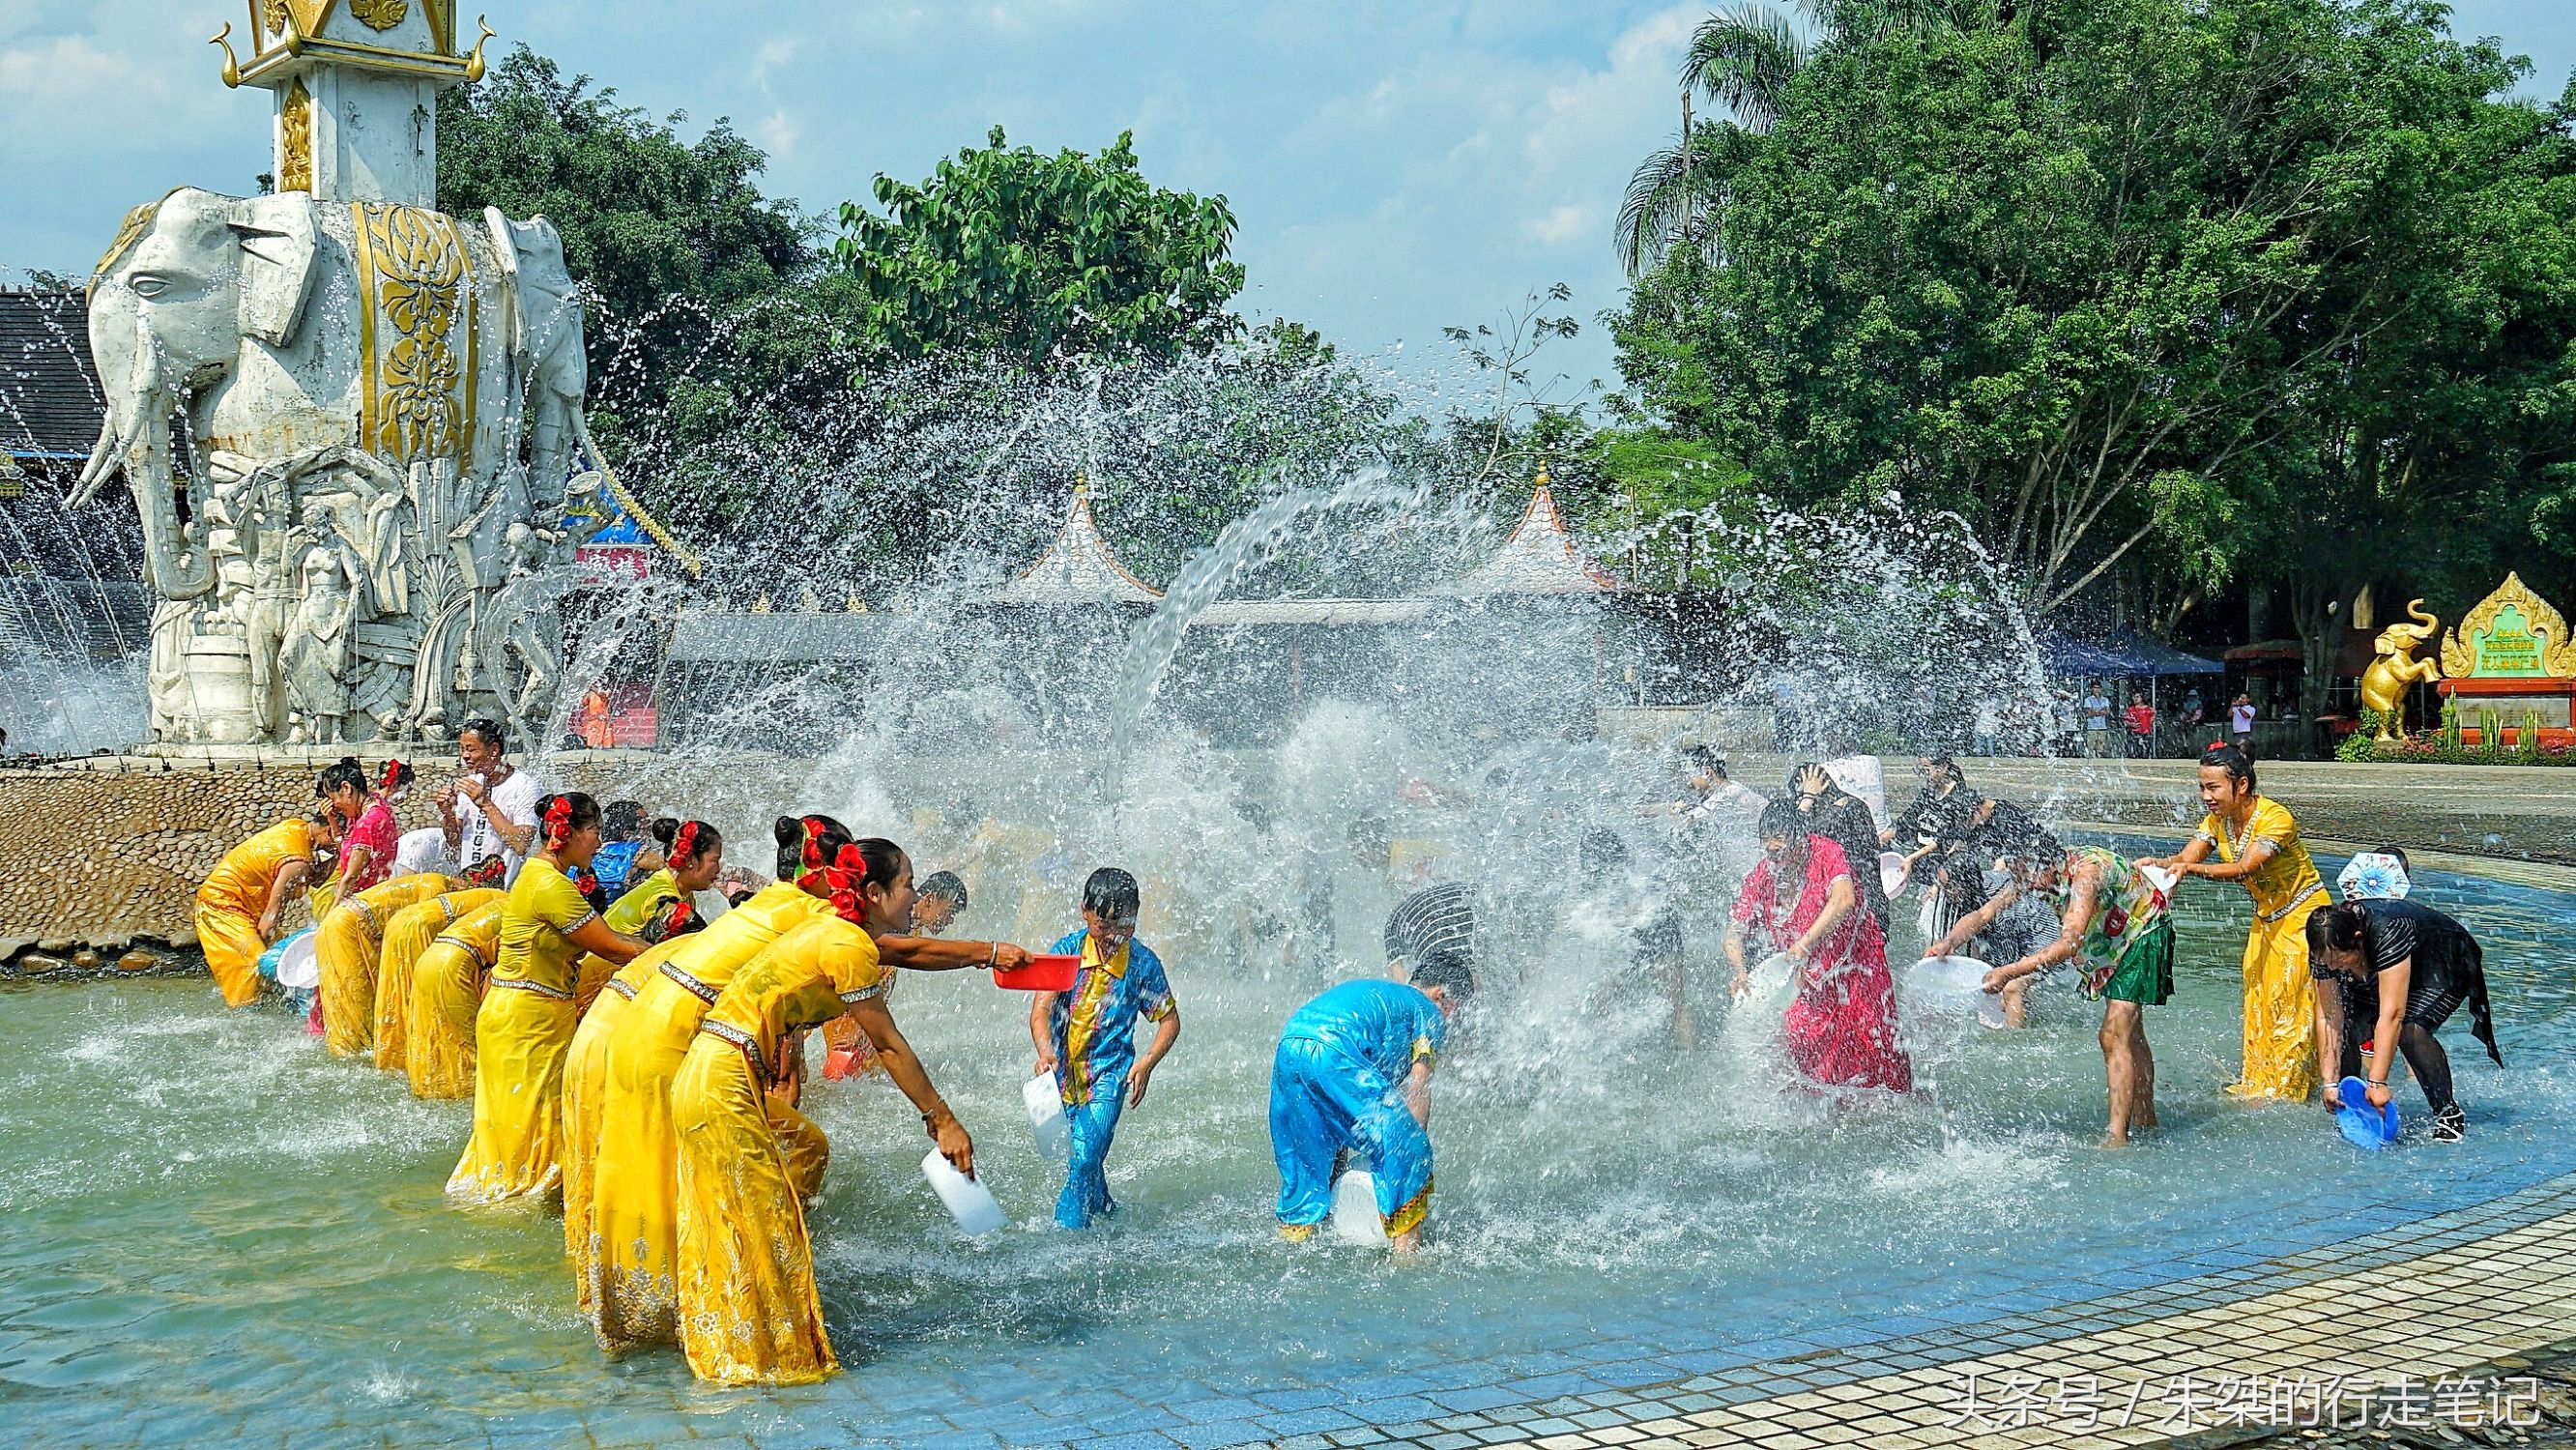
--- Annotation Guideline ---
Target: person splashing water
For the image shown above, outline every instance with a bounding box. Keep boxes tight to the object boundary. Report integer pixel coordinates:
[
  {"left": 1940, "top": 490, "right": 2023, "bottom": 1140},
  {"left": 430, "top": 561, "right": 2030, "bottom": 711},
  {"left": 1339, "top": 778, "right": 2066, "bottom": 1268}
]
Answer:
[{"left": 1725, "top": 799, "right": 1913, "bottom": 1098}]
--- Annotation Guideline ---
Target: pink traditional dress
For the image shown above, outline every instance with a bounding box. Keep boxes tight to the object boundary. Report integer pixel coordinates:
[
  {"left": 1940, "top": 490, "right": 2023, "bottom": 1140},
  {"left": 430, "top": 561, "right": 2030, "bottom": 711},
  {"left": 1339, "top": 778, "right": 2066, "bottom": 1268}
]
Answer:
[
  {"left": 1731, "top": 835, "right": 1914, "bottom": 1094},
  {"left": 341, "top": 798, "right": 402, "bottom": 896}
]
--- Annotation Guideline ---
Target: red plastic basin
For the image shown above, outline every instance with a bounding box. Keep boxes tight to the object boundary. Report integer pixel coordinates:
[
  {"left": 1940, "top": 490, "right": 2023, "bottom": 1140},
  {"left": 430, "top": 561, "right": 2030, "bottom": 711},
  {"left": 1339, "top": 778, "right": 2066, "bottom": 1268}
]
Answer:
[{"left": 995, "top": 953, "right": 1079, "bottom": 992}]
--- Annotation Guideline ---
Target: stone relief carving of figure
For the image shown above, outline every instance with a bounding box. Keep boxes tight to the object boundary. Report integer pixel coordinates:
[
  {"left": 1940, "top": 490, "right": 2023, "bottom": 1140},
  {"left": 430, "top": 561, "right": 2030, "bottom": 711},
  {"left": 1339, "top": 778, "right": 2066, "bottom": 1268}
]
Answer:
[
  {"left": 279, "top": 545, "right": 357, "bottom": 742},
  {"left": 76, "top": 188, "right": 602, "bottom": 744}
]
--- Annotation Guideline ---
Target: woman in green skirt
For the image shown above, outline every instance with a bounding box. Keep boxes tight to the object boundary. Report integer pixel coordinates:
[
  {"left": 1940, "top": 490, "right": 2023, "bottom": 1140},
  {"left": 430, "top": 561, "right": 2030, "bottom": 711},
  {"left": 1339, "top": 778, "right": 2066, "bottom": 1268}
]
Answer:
[{"left": 1944, "top": 828, "right": 2177, "bottom": 1147}]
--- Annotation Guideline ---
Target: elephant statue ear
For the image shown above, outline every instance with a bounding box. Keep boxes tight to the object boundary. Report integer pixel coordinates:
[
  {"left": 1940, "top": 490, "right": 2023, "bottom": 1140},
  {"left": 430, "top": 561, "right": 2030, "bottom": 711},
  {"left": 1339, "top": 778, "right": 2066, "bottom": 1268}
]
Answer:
[{"left": 226, "top": 195, "right": 319, "bottom": 348}]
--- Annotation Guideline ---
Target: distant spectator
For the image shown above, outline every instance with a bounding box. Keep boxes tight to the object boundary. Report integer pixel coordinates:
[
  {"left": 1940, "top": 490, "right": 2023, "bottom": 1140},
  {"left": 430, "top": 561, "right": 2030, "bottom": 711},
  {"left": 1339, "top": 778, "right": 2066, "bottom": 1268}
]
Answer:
[
  {"left": 2182, "top": 687, "right": 2207, "bottom": 730},
  {"left": 581, "top": 688, "right": 615, "bottom": 749},
  {"left": 2052, "top": 691, "right": 2081, "bottom": 757},
  {"left": 2082, "top": 684, "right": 2113, "bottom": 757},
  {"left": 2124, "top": 695, "right": 2156, "bottom": 759},
  {"left": 1972, "top": 698, "right": 2001, "bottom": 758},
  {"left": 2229, "top": 693, "right": 2257, "bottom": 752}
]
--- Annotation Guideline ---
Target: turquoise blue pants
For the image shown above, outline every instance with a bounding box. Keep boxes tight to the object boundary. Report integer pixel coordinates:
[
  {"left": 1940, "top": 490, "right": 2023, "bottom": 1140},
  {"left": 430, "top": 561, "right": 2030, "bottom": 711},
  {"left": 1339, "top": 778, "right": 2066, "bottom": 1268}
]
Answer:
[
  {"left": 1056, "top": 1081, "right": 1125, "bottom": 1229},
  {"left": 1268, "top": 1036, "right": 1433, "bottom": 1232}
]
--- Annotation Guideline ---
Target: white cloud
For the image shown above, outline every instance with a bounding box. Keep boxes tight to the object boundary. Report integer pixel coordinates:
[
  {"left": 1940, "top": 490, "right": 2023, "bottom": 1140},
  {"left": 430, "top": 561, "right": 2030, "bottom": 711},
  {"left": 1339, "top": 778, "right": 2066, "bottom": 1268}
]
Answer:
[
  {"left": 756, "top": 109, "right": 801, "bottom": 160},
  {"left": 1521, "top": 203, "right": 1591, "bottom": 247}
]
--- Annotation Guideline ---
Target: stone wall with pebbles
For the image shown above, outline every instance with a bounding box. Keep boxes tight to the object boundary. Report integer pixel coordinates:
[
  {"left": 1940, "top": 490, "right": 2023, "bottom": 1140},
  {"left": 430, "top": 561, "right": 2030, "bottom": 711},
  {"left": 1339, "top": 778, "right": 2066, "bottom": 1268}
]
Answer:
[{"left": 0, "top": 752, "right": 687, "bottom": 972}]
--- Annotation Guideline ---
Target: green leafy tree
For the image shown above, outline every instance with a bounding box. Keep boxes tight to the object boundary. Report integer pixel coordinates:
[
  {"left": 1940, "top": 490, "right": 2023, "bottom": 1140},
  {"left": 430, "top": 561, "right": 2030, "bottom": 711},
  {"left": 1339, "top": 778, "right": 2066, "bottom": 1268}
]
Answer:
[
  {"left": 1611, "top": 0, "right": 2576, "bottom": 651},
  {"left": 437, "top": 45, "right": 818, "bottom": 369},
  {"left": 833, "top": 128, "right": 1245, "bottom": 365}
]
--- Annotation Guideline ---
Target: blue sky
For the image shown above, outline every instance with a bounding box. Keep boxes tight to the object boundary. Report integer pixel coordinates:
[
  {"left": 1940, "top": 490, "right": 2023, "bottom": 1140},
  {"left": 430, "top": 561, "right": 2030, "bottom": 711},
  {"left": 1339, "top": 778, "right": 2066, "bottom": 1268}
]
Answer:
[{"left": 4, "top": 1, "right": 2569, "bottom": 398}]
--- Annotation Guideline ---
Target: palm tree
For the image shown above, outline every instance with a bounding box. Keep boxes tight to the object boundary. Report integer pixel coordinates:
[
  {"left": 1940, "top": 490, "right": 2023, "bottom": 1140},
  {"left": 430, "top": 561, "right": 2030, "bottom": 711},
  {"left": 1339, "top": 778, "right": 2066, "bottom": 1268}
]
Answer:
[{"left": 1619, "top": 0, "right": 1998, "bottom": 276}]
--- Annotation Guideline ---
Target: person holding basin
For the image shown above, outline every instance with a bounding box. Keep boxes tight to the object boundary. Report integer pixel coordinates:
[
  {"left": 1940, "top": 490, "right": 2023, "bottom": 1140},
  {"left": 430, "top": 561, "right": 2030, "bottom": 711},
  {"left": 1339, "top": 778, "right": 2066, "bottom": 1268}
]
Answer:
[
  {"left": 1938, "top": 829, "right": 2175, "bottom": 1146},
  {"left": 2306, "top": 897, "right": 2500, "bottom": 1144}
]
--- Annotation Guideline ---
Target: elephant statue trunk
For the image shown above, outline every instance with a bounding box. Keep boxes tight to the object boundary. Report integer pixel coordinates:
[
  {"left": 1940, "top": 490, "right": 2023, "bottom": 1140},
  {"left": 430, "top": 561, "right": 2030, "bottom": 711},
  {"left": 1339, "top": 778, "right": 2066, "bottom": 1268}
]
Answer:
[{"left": 74, "top": 317, "right": 216, "bottom": 600}]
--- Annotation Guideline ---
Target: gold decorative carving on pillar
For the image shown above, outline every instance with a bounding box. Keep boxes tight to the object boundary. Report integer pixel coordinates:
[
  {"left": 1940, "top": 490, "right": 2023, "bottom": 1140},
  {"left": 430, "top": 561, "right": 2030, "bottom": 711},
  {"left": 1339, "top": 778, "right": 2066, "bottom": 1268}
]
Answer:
[
  {"left": 350, "top": 0, "right": 411, "bottom": 31},
  {"left": 2359, "top": 599, "right": 2442, "bottom": 740},
  {"left": 351, "top": 201, "right": 477, "bottom": 466},
  {"left": 278, "top": 76, "right": 315, "bottom": 193},
  {"left": 261, "top": 0, "right": 292, "bottom": 37}
]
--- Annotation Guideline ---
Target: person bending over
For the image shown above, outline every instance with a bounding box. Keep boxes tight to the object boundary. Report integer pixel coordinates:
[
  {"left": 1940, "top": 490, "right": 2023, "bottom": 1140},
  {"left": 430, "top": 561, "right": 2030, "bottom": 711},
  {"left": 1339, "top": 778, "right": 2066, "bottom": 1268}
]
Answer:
[
  {"left": 1269, "top": 958, "right": 1471, "bottom": 1255},
  {"left": 2306, "top": 898, "right": 2500, "bottom": 1143}
]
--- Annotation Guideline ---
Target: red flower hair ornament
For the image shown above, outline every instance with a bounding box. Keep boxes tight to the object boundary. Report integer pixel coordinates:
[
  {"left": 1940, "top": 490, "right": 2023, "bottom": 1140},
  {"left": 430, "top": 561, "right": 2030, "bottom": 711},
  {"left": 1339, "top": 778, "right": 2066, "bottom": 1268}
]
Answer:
[
  {"left": 673, "top": 820, "right": 703, "bottom": 866},
  {"left": 377, "top": 758, "right": 407, "bottom": 795},
  {"left": 799, "top": 842, "right": 873, "bottom": 924},
  {"left": 543, "top": 796, "right": 576, "bottom": 851}
]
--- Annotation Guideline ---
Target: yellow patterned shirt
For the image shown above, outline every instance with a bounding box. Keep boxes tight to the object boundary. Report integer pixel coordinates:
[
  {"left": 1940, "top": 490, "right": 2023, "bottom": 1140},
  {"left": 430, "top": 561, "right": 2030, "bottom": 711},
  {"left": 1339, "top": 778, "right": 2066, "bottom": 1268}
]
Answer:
[
  {"left": 701, "top": 914, "right": 885, "bottom": 1082},
  {"left": 2198, "top": 797, "right": 2326, "bottom": 921}
]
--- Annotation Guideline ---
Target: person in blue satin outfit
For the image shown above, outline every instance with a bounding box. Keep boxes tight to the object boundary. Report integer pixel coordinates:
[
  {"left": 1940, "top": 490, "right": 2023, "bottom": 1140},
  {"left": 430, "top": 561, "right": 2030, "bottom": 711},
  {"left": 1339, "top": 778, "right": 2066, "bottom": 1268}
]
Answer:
[
  {"left": 1029, "top": 868, "right": 1182, "bottom": 1229},
  {"left": 1269, "top": 958, "right": 1471, "bottom": 1254}
]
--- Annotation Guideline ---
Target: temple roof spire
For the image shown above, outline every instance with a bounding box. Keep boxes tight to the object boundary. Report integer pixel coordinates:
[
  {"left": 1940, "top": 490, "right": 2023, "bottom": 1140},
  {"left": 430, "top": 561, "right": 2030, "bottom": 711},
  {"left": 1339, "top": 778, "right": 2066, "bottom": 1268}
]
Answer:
[{"left": 1002, "top": 476, "right": 1164, "bottom": 604}]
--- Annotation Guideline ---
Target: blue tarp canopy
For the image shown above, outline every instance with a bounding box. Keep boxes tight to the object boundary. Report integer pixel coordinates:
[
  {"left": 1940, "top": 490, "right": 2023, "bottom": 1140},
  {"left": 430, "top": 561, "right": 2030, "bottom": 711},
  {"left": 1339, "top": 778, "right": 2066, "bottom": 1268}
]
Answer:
[{"left": 2042, "top": 628, "right": 2224, "bottom": 678}]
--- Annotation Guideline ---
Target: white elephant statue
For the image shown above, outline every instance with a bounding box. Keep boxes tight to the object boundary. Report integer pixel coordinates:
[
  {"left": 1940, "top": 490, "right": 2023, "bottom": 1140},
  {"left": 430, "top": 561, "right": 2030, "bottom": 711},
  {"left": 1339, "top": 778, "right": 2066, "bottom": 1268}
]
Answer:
[{"left": 74, "top": 186, "right": 602, "bottom": 744}]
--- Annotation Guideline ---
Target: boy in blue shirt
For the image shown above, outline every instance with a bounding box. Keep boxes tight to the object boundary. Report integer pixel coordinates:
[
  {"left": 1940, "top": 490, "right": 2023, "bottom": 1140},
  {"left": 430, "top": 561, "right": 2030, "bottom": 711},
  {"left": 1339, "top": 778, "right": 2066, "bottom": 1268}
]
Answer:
[
  {"left": 1269, "top": 955, "right": 1471, "bottom": 1254},
  {"left": 1030, "top": 867, "right": 1181, "bottom": 1229}
]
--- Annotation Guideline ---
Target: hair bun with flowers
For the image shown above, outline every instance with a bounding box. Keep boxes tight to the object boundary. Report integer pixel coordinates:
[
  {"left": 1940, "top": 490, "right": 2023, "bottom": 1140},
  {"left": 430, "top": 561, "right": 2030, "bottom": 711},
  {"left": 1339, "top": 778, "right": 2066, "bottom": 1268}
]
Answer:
[
  {"left": 543, "top": 795, "right": 576, "bottom": 850},
  {"left": 378, "top": 758, "right": 407, "bottom": 794},
  {"left": 673, "top": 820, "right": 703, "bottom": 866},
  {"left": 820, "top": 842, "right": 872, "bottom": 923}
]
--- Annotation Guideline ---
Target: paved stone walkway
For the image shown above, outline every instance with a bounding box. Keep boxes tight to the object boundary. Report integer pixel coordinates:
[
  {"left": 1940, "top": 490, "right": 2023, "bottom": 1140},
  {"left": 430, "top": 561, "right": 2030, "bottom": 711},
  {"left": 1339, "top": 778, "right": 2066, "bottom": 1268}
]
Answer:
[{"left": 1202, "top": 1173, "right": 2576, "bottom": 1450}]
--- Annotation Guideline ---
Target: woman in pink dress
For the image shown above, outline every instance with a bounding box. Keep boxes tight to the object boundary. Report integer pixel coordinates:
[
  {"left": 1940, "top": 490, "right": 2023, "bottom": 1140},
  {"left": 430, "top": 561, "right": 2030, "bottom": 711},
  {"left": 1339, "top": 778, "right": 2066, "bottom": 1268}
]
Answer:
[
  {"left": 332, "top": 757, "right": 413, "bottom": 897},
  {"left": 1726, "top": 799, "right": 1914, "bottom": 1094}
]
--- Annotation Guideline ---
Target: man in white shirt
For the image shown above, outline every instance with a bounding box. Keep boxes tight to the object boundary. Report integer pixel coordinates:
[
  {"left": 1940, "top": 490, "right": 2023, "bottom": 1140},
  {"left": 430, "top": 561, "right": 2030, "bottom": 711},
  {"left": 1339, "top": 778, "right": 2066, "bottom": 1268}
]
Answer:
[
  {"left": 2229, "top": 693, "right": 2258, "bottom": 751},
  {"left": 438, "top": 717, "right": 544, "bottom": 885}
]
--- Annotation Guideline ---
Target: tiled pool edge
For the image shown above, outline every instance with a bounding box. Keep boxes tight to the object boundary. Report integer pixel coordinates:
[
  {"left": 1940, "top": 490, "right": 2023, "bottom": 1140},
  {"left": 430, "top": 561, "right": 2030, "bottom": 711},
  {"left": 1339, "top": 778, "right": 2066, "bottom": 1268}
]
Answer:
[{"left": 1026, "top": 1169, "right": 2576, "bottom": 1450}]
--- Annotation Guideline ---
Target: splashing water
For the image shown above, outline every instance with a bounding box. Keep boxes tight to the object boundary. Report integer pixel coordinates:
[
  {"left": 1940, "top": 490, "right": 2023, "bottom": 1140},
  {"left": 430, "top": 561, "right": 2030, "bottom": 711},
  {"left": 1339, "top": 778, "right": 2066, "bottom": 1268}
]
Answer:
[{"left": 7, "top": 295, "right": 2575, "bottom": 1446}]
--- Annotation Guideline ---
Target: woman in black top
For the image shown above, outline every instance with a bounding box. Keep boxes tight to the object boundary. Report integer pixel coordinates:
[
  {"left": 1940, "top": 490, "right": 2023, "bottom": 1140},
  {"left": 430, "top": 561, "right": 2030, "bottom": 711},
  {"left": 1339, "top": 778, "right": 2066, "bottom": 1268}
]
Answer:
[
  {"left": 1790, "top": 764, "right": 1888, "bottom": 932},
  {"left": 2304, "top": 898, "right": 2501, "bottom": 1143}
]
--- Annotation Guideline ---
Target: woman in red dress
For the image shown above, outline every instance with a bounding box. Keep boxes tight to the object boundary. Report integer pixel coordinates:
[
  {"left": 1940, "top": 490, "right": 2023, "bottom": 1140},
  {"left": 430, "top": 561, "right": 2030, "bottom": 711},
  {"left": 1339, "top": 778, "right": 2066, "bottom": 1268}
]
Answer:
[{"left": 1726, "top": 799, "right": 1914, "bottom": 1094}]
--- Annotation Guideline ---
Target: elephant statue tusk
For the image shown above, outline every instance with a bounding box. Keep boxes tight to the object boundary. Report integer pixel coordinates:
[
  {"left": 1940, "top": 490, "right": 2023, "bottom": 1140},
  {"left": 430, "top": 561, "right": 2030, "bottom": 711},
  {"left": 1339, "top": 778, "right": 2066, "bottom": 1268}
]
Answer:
[
  {"left": 71, "top": 417, "right": 120, "bottom": 508},
  {"left": 210, "top": 22, "right": 242, "bottom": 89}
]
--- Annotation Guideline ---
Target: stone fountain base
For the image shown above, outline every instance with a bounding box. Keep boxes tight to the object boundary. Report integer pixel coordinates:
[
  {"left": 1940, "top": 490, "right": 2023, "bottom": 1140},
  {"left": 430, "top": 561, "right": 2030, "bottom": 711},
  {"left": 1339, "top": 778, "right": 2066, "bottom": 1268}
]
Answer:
[{"left": 0, "top": 748, "right": 693, "bottom": 968}]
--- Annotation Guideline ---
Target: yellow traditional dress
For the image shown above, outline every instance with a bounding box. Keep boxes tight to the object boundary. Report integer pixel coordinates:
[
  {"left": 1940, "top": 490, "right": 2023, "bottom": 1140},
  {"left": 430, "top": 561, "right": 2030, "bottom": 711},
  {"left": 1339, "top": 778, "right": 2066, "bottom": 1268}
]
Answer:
[
  {"left": 313, "top": 875, "right": 454, "bottom": 1058},
  {"left": 563, "top": 935, "right": 691, "bottom": 1315},
  {"left": 672, "top": 913, "right": 885, "bottom": 1386},
  {"left": 193, "top": 820, "right": 316, "bottom": 1007},
  {"left": 448, "top": 859, "right": 598, "bottom": 1204},
  {"left": 408, "top": 901, "right": 506, "bottom": 1100},
  {"left": 605, "top": 868, "right": 694, "bottom": 938},
  {"left": 374, "top": 887, "right": 503, "bottom": 1074},
  {"left": 590, "top": 882, "right": 826, "bottom": 1352},
  {"left": 2199, "top": 797, "right": 2328, "bottom": 1100}
]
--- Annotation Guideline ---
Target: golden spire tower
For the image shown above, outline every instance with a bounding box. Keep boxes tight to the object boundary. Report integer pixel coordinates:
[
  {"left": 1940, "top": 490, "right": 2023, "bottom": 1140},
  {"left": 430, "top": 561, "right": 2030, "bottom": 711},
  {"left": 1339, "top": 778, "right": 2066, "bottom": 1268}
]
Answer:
[{"left": 211, "top": 1, "right": 495, "bottom": 206}]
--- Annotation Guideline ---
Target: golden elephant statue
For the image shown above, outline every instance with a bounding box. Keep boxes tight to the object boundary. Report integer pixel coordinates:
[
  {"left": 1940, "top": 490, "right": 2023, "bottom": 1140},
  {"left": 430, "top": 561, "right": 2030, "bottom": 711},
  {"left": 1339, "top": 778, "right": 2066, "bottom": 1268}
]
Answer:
[{"left": 2359, "top": 599, "right": 2443, "bottom": 741}]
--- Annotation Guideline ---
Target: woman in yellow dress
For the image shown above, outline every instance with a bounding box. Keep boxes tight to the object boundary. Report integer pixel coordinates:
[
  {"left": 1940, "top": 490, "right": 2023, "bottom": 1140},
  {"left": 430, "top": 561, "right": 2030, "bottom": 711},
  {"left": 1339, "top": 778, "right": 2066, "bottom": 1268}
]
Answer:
[
  {"left": 448, "top": 793, "right": 650, "bottom": 1204},
  {"left": 194, "top": 807, "right": 341, "bottom": 1007},
  {"left": 564, "top": 820, "right": 723, "bottom": 1313},
  {"left": 588, "top": 817, "right": 846, "bottom": 1350},
  {"left": 2148, "top": 742, "right": 2327, "bottom": 1100},
  {"left": 373, "top": 886, "right": 505, "bottom": 1074},
  {"left": 586, "top": 816, "right": 1027, "bottom": 1352},
  {"left": 408, "top": 899, "right": 507, "bottom": 1099},
  {"left": 313, "top": 873, "right": 457, "bottom": 1057},
  {"left": 671, "top": 836, "right": 980, "bottom": 1386}
]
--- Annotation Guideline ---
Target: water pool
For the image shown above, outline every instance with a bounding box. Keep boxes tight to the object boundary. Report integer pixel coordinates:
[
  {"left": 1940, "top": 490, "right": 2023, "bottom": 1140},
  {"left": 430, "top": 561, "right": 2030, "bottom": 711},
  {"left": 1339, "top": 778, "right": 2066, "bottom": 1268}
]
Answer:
[{"left": 4, "top": 856, "right": 2571, "bottom": 1450}]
